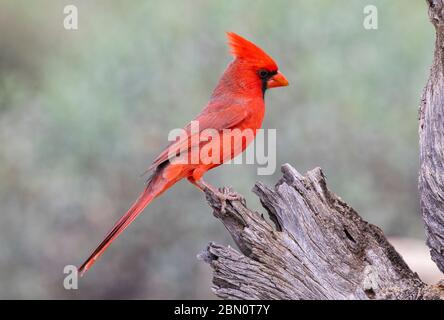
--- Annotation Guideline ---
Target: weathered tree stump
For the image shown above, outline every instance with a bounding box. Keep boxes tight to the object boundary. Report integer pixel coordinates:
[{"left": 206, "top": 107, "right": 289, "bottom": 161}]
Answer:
[
  {"left": 199, "top": 165, "right": 444, "bottom": 300},
  {"left": 198, "top": 0, "right": 444, "bottom": 300}
]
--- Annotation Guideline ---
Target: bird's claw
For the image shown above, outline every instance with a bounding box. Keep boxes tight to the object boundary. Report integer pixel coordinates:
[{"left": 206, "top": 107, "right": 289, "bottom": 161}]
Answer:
[{"left": 213, "top": 187, "right": 246, "bottom": 213}]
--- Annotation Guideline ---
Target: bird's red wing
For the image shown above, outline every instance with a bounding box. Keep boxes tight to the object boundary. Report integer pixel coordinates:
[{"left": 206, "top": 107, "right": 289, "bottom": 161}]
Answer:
[{"left": 146, "top": 104, "right": 248, "bottom": 172}]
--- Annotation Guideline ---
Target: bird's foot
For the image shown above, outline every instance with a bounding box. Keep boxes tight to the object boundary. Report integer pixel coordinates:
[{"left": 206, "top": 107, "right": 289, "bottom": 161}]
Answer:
[{"left": 210, "top": 187, "right": 246, "bottom": 213}]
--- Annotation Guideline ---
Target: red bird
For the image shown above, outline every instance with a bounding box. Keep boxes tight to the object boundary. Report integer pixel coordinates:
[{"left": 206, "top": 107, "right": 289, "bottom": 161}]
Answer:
[{"left": 79, "top": 32, "right": 288, "bottom": 275}]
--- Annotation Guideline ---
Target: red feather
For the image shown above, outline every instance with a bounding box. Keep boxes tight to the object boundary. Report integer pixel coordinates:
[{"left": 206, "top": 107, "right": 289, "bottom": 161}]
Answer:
[
  {"left": 79, "top": 32, "right": 287, "bottom": 275},
  {"left": 226, "top": 32, "right": 278, "bottom": 70}
]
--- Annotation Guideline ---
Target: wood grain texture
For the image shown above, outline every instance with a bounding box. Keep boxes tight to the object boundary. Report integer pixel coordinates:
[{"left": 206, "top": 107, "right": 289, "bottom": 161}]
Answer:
[
  {"left": 420, "top": 0, "right": 444, "bottom": 274},
  {"left": 199, "top": 165, "right": 443, "bottom": 299}
]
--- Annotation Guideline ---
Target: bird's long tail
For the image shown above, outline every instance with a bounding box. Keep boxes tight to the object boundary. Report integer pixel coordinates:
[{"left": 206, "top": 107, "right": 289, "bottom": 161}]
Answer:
[{"left": 78, "top": 167, "right": 178, "bottom": 276}]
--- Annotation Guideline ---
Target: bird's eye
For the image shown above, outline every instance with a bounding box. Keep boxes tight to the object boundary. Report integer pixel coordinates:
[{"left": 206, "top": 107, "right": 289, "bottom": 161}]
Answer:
[{"left": 258, "top": 69, "right": 270, "bottom": 79}]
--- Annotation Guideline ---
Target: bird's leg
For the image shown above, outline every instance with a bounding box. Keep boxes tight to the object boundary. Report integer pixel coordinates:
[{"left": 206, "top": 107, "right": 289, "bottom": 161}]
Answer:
[
  {"left": 187, "top": 177, "right": 245, "bottom": 213},
  {"left": 189, "top": 177, "right": 243, "bottom": 200}
]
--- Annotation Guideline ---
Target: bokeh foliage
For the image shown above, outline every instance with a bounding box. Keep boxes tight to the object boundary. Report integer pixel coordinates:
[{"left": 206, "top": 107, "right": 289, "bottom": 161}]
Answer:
[{"left": 0, "top": 0, "right": 434, "bottom": 298}]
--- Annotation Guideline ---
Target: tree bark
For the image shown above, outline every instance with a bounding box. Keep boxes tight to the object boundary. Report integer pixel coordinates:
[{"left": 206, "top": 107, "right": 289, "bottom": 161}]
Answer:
[
  {"left": 197, "top": 0, "right": 444, "bottom": 300},
  {"left": 419, "top": 0, "right": 444, "bottom": 275}
]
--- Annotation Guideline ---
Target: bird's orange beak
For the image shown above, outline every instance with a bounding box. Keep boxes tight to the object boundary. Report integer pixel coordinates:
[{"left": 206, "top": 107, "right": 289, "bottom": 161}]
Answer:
[{"left": 267, "top": 71, "right": 289, "bottom": 89}]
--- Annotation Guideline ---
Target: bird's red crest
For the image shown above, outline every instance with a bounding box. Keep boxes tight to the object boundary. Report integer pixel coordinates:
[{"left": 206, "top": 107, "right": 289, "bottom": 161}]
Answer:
[{"left": 226, "top": 32, "right": 278, "bottom": 70}]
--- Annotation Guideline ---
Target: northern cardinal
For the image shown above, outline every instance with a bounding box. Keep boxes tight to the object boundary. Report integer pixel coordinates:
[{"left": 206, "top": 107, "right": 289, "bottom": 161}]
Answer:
[{"left": 79, "top": 32, "right": 288, "bottom": 275}]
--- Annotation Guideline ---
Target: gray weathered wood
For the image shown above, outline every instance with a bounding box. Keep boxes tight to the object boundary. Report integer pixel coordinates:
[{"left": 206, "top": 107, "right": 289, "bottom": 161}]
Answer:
[
  {"left": 199, "top": 165, "right": 444, "bottom": 299},
  {"left": 419, "top": 0, "right": 444, "bottom": 274}
]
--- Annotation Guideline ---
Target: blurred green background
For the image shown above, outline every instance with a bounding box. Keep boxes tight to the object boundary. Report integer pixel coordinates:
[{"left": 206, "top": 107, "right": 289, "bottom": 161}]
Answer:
[{"left": 0, "top": 0, "right": 437, "bottom": 298}]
